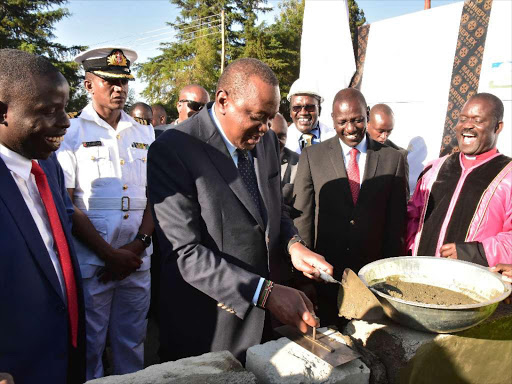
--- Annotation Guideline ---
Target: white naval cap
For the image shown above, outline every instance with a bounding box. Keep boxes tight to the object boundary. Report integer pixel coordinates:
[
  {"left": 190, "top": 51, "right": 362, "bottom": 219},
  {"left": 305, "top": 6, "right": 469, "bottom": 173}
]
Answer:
[
  {"left": 287, "top": 78, "right": 324, "bottom": 103},
  {"left": 74, "top": 47, "right": 138, "bottom": 80}
]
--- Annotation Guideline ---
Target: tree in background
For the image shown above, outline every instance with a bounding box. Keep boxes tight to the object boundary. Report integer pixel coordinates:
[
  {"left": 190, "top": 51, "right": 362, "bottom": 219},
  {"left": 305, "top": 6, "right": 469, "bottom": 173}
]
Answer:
[
  {"left": 0, "top": 0, "right": 87, "bottom": 110},
  {"left": 139, "top": 0, "right": 365, "bottom": 117}
]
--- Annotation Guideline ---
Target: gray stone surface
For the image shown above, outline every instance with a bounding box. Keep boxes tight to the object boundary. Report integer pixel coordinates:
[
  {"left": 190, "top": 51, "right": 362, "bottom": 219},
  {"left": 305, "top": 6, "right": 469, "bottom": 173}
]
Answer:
[
  {"left": 343, "top": 303, "right": 512, "bottom": 384},
  {"left": 86, "top": 350, "right": 257, "bottom": 384},
  {"left": 246, "top": 327, "right": 370, "bottom": 384}
]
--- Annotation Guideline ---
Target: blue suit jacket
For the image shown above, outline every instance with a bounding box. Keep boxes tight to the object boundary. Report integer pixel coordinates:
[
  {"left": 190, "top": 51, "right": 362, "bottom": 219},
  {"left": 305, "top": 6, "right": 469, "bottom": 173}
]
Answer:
[{"left": 0, "top": 153, "right": 86, "bottom": 384}]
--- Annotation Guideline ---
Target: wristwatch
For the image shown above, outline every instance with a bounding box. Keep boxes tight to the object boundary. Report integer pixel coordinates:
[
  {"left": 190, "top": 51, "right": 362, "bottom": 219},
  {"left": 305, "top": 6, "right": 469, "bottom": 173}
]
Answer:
[
  {"left": 287, "top": 235, "right": 307, "bottom": 255},
  {"left": 135, "top": 233, "right": 152, "bottom": 248}
]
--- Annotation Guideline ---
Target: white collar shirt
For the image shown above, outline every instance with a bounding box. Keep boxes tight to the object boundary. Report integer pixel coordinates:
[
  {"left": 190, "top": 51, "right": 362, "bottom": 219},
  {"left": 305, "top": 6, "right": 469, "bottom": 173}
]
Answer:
[
  {"left": 56, "top": 102, "right": 155, "bottom": 272},
  {"left": 339, "top": 135, "right": 368, "bottom": 186},
  {"left": 0, "top": 143, "right": 66, "bottom": 295}
]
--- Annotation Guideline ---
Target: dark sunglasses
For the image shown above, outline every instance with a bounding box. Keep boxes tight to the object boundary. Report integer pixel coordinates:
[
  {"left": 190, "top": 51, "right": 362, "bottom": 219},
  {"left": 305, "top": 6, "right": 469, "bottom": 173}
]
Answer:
[
  {"left": 180, "top": 99, "right": 205, "bottom": 112},
  {"left": 291, "top": 104, "right": 317, "bottom": 113}
]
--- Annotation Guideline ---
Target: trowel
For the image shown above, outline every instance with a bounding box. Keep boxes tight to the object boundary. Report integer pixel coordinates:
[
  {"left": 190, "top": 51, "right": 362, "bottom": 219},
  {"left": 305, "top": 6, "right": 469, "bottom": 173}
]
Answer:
[{"left": 319, "top": 268, "right": 385, "bottom": 322}]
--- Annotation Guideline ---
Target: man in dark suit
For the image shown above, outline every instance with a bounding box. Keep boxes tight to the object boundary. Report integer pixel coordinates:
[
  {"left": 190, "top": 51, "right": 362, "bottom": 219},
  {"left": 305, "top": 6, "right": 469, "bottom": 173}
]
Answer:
[
  {"left": 293, "top": 88, "right": 407, "bottom": 327},
  {"left": 0, "top": 49, "right": 86, "bottom": 384},
  {"left": 148, "top": 58, "right": 333, "bottom": 363},
  {"left": 270, "top": 113, "right": 299, "bottom": 208},
  {"left": 367, "top": 103, "right": 410, "bottom": 195}
]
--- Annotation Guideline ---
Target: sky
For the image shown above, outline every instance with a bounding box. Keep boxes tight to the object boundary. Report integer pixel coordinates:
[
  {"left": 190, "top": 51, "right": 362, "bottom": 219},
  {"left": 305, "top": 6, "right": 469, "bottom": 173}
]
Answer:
[{"left": 53, "top": 0, "right": 461, "bottom": 99}]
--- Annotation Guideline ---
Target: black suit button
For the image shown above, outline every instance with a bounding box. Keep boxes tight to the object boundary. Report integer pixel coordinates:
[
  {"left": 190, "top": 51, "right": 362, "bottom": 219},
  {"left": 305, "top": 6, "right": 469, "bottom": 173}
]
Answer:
[
  {"left": 346, "top": 248, "right": 350, "bottom": 252},
  {"left": 349, "top": 220, "right": 355, "bottom": 225}
]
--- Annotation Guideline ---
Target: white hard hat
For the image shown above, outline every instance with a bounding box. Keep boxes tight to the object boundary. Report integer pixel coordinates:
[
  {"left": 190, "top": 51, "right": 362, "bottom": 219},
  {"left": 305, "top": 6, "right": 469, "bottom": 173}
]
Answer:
[{"left": 287, "top": 78, "right": 324, "bottom": 103}]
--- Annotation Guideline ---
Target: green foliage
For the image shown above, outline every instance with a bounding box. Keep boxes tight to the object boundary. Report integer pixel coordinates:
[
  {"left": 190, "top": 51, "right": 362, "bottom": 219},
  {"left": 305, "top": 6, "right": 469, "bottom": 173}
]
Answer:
[
  {"left": 0, "top": 0, "right": 87, "bottom": 111},
  {"left": 139, "top": 0, "right": 366, "bottom": 117}
]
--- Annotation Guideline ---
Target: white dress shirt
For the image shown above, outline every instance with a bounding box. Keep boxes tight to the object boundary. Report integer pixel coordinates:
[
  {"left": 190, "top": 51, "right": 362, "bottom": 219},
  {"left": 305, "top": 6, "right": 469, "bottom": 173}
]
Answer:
[
  {"left": 209, "top": 104, "right": 265, "bottom": 304},
  {"left": 339, "top": 135, "right": 368, "bottom": 186},
  {"left": 57, "top": 103, "right": 155, "bottom": 277},
  {"left": 0, "top": 143, "right": 66, "bottom": 295}
]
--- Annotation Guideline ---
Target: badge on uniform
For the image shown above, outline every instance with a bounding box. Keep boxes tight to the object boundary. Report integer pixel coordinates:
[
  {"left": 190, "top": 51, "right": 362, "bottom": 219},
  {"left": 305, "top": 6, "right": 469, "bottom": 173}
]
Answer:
[
  {"left": 132, "top": 142, "right": 149, "bottom": 150},
  {"left": 83, "top": 141, "right": 103, "bottom": 147}
]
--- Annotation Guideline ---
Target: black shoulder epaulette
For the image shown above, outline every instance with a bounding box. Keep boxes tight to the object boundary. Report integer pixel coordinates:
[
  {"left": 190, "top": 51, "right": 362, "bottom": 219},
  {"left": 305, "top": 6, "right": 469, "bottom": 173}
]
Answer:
[
  {"left": 67, "top": 110, "right": 82, "bottom": 119},
  {"left": 133, "top": 116, "right": 150, "bottom": 125}
]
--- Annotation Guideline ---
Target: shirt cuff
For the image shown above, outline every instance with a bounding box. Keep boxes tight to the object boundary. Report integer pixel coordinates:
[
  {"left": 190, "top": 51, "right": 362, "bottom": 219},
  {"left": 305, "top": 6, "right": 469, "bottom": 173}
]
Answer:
[{"left": 252, "top": 277, "right": 265, "bottom": 306}]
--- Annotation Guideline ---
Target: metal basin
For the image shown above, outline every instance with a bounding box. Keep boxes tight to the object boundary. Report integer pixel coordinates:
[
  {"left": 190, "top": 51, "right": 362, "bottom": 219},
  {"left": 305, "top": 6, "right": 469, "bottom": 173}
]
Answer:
[{"left": 358, "top": 256, "right": 511, "bottom": 333}]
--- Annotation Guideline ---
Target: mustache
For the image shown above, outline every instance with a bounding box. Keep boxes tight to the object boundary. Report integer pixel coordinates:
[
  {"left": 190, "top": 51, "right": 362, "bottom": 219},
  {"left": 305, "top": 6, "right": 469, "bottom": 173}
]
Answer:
[{"left": 461, "top": 129, "right": 477, "bottom": 136}]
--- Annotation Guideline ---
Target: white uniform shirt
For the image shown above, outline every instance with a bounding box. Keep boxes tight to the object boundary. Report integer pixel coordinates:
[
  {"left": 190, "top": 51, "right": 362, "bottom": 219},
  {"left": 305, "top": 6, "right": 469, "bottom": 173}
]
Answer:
[
  {"left": 0, "top": 144, "right": 66, "bottom": 295},
  {"left": 57, "top": 103, "right": 155, "bottom": 278}
]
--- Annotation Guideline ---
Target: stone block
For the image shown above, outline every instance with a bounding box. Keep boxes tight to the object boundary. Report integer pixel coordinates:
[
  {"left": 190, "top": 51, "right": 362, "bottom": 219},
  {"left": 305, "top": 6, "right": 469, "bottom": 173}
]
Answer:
[
  {"left": 86, "top": 350, "right": 256, "bottom": 384},
  {"left": 246, "top": 327, "right": 370, "bottom": 384},
  {"left": 343, "top": 303, "right": 512, "bottom": 384}
]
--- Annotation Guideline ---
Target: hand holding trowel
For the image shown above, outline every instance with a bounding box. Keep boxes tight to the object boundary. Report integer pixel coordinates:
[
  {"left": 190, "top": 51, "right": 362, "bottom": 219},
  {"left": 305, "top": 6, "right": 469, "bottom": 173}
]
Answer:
[{"left": 318, "top": 268, "right": 384, "bottom": 321}]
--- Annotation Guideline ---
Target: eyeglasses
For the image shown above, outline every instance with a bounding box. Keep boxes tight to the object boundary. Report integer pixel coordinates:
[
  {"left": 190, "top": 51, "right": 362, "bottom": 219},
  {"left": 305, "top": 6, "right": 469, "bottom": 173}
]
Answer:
[
  {"left": 179, "top": 100, "right": 205, "bottom": 112},
  {"left": 291, "top": 104, "right": 318, "bottom": 113}
]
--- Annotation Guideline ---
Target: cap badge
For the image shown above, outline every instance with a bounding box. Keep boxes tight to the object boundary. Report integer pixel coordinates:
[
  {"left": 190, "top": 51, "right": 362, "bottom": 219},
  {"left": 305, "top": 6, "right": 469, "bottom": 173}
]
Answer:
[{"left": 107, "top": 50, "right": 128, "bottom": 67}]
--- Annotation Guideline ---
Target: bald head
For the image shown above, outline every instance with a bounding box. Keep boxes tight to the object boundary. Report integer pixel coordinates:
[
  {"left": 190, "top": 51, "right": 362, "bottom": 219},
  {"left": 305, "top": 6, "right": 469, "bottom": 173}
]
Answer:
[
  {"left": 367, "top": 103, "right": 395, "bottom": 144},
  {"left": 177, "top": 84, "right": 210, "bottom": 123},
  {"left": 129, "top": 102, "right": 153, "bottom": 124},
  {"left": 270, "top": 113, "right": 288, "bottom": 152},
  {"left": 151, "top": 104, "right": 167, "bottom": 127}
]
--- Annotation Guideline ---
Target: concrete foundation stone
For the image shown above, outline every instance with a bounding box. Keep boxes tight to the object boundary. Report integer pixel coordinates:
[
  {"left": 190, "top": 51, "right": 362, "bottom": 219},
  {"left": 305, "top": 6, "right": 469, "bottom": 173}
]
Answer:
[
  {"left": 246, "top": 327, "right": 370, "bottom": 384},
  {"left": 86, "top": 350, "right": 256, "bottom": 384},
  {"left": 343, "top": 303, "right": 512, "bottom": 384}
]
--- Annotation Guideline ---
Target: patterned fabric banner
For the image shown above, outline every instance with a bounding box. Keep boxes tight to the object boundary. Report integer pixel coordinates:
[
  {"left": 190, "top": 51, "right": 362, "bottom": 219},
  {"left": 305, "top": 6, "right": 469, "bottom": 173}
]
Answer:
[
  {"left": 440, "top": 0, "right": 493, "bottom": 156},
  {"left": 350, "top": 24, "right": 370, "bottom": 90}
]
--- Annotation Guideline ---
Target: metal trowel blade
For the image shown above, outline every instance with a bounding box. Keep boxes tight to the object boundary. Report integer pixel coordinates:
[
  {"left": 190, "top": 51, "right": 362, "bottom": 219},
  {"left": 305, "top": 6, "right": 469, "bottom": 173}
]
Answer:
[
  {"left": 337, "top": 268, "right": 385, "bottom": 321},
  {"left": 275, "top": 325, "right": 361, "bottom": 367}
]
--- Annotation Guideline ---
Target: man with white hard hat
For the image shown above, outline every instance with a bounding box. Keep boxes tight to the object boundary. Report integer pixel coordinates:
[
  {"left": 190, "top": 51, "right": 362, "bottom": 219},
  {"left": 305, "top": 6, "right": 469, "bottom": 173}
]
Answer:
[
  {"left": 285, "top": 78, "right": 336, "bottom": 154},
  {"left": 57, "top": 47, "right": 155, "bottom": 379}
]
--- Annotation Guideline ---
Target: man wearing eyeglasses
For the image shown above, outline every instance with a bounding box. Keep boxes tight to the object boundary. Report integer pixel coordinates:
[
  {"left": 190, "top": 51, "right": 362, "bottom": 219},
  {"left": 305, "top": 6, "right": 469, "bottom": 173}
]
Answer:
[
  {"left": 175, "top": 84, "right": 210, "bottom": 125},
  {"left": 285, "top": 78, "right": 336, "bottom": 154}
]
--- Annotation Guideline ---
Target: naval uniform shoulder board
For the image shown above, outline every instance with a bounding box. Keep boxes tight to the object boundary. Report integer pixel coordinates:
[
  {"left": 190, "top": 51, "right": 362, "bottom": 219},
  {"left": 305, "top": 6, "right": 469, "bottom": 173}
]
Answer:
[
  {"left": 67, "top": 110, "right": 82, "bottom": 119},
  {"left": 133, "top": 116, "right": 150, "bottom": 126}
]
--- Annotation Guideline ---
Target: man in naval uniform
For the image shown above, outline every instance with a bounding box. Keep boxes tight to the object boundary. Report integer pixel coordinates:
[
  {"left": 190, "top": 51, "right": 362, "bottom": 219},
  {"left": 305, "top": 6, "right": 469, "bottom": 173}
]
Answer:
[{"left": 57, "top": 47, "right": 155, "bottom": 379}]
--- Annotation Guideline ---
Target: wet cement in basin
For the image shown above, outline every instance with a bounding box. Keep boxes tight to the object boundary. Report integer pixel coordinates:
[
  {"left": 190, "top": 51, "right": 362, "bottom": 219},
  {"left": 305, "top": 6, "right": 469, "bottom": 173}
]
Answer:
[{"left": 371, "top": 278, "right": 479, "bottom": 305}]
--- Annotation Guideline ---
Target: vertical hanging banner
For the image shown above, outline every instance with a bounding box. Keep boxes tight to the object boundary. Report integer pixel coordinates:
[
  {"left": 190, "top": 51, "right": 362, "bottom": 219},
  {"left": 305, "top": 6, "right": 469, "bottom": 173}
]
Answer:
[
  {"left": 350, "top": 24, "right": 371, "bottom": 90},
  {"left": 440, "top": 0, "right": 493, "bottom": 156},
  {"left": 300, "top": 0, "right": 356, "bottom": 126}
]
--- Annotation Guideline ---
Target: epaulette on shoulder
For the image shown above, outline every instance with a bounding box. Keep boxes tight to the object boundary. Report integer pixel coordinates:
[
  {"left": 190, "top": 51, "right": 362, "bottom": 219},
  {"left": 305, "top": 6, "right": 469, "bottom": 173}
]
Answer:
[
  {"left": 67, "top": 110, "right": 82, "bottom": 119},
  {"left": 133, "top": 116, "right": 150, "bottom": 126}
]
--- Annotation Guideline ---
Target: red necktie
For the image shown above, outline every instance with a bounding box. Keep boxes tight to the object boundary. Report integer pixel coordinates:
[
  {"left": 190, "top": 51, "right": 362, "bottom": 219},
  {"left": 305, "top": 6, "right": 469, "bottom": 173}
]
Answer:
[
  {"left": 31, "top": 161, "right": 78, "bottom": 348},
  {"left": 347, "top": 148, "right": 360, "bottom": 205}
]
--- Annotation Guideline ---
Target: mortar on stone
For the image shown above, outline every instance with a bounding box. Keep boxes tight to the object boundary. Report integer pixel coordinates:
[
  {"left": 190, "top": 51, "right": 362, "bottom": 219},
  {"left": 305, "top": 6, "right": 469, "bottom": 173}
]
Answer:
[{"left": 357, "top": 256, "right": 511, "bottom": 333}]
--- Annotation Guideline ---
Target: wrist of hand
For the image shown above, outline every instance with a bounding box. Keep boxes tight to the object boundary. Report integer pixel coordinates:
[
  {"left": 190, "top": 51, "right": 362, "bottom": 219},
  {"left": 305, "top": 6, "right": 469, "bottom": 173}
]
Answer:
[{"left": 256, "top": 279, "right": 274, "bottom": 309}]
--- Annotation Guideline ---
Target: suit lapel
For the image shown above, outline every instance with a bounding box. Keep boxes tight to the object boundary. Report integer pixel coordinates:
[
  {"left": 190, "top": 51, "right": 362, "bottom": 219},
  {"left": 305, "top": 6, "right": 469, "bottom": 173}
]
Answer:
[
  {"left": 200, "top": 109, "right": 266, "bottom": 231},
  {"left": 253, "top": 141, "right": 269, "bottom": 227},
  {"left": 362, "top": 138, "right": 379, "bottom": 183},
  {"left": 0, "top": 158, "right": 65, "bottom": 303},
  {"left": 327, "top": 137, "right": 354, "bottom": 207}
]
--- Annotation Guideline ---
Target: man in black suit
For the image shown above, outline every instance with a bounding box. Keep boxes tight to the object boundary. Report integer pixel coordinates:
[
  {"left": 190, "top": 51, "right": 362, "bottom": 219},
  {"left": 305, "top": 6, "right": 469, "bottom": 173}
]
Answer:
[
  {"left": 0, "top": 49, "right": 85, "bottom": 384},
  {"left": 293, "top": 88, "right": 407, "bottom": 326},
  {"left": 148, "top": 58, "right": 333, "bottom": 363},
  {"left": 367, "top": 103, "right": 410, "bottom": 195},
  {"left": 270, "top": 113, "right": 299, "bottom": 208}
]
